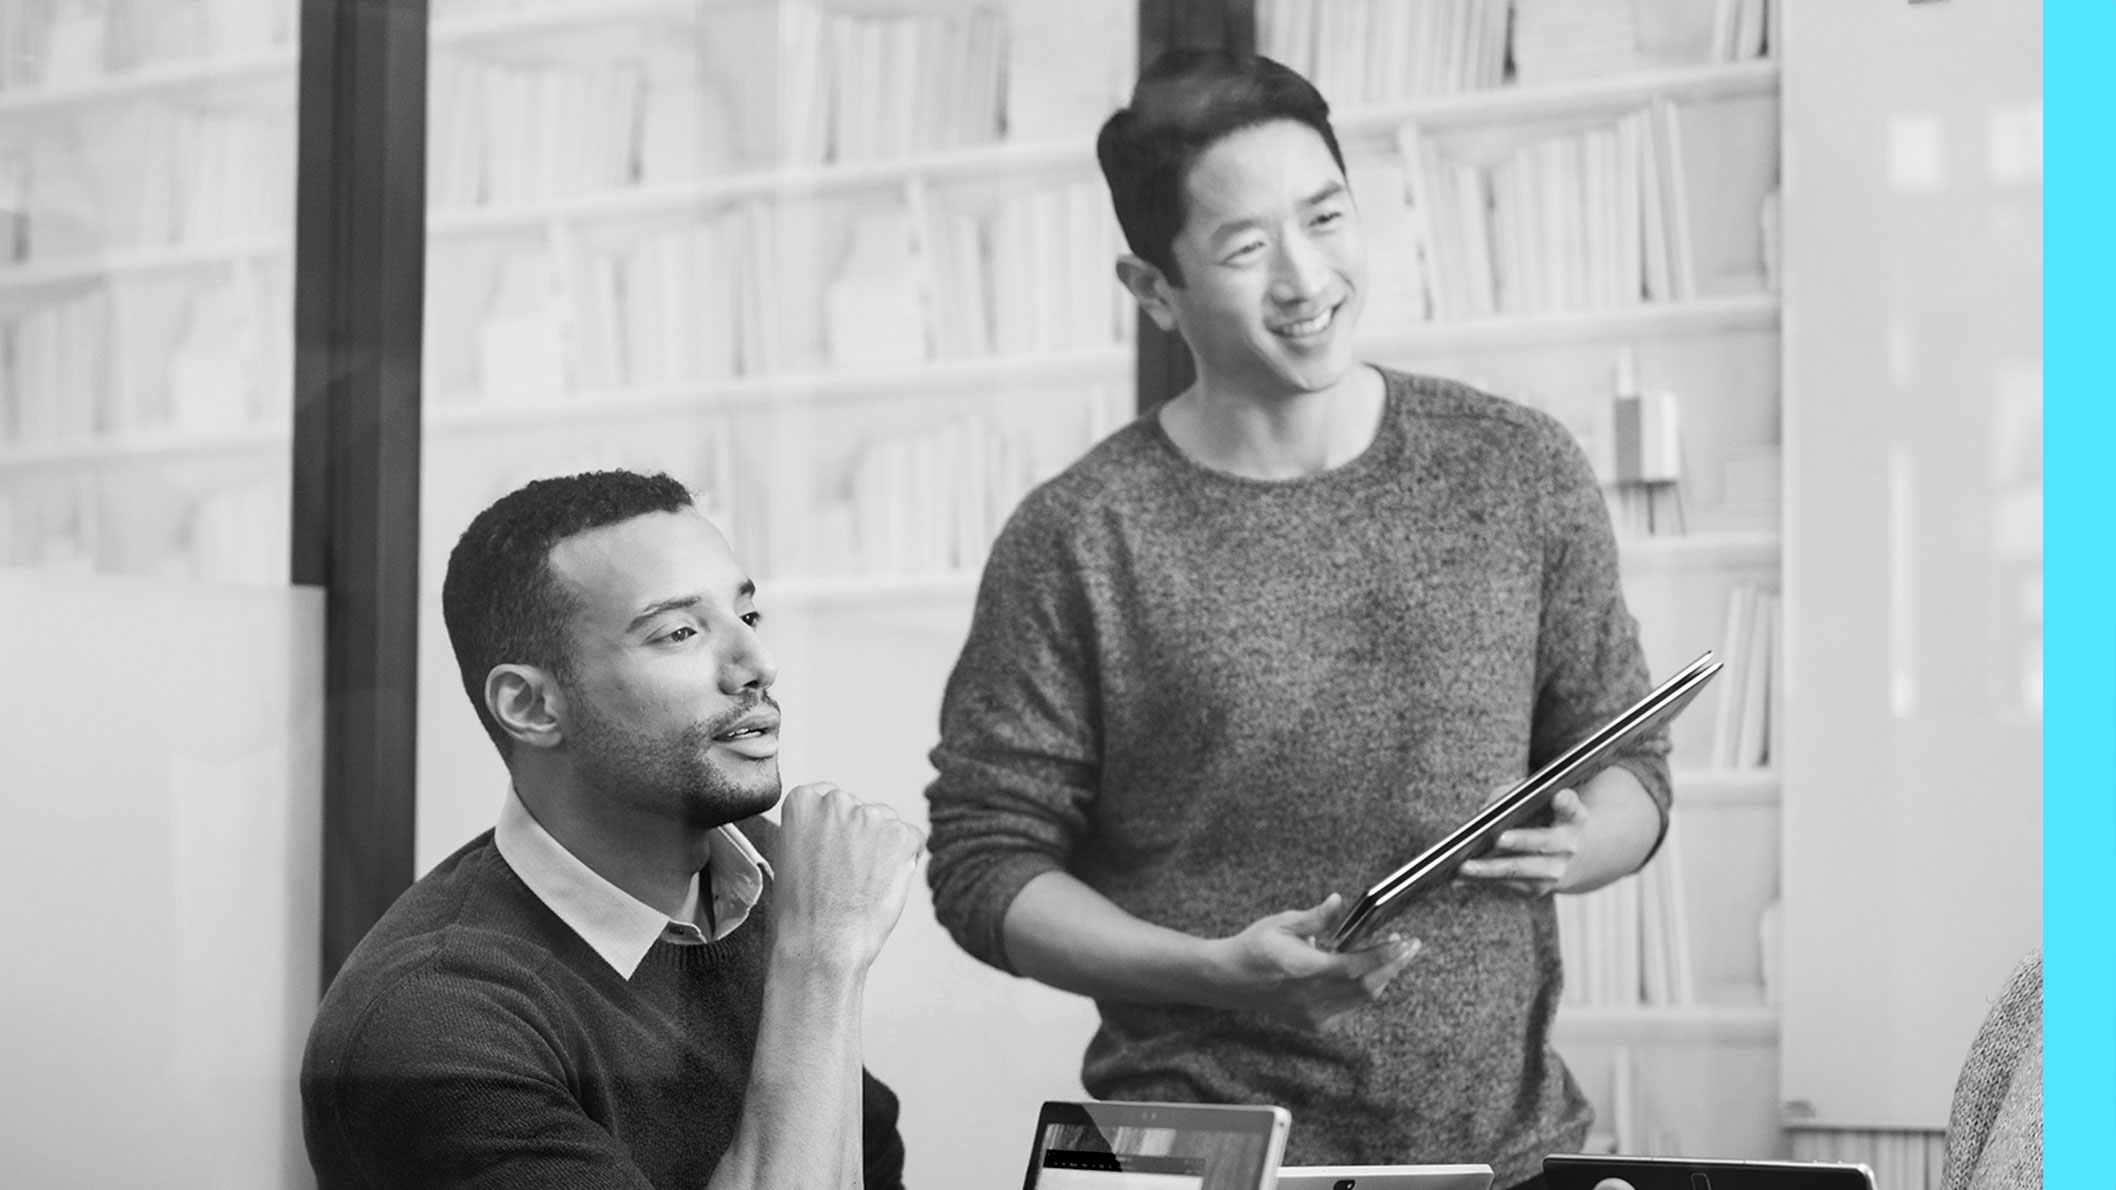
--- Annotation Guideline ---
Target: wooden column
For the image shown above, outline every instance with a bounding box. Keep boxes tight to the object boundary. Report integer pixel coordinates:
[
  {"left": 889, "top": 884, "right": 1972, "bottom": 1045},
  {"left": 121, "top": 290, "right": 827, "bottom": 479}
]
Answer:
[
  {"left": 292, "top": 0, "right": 429, "bottom": 989},
  {"left": 1131, "top": 0, "right": 1257, "bottom": 410}
]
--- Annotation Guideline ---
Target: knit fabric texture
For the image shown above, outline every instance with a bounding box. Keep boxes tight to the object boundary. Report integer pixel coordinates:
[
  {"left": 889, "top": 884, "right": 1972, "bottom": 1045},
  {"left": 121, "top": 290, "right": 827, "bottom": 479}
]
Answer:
[
  {"left": 1940, "top": 951, "right": 2042, "bottom": 1190},
  {"left": 926, "top": 368, "right": 1670, "bottom": 1186},
  {"left": 301, "top": 821, "right": 906, "bottom": 1189}
]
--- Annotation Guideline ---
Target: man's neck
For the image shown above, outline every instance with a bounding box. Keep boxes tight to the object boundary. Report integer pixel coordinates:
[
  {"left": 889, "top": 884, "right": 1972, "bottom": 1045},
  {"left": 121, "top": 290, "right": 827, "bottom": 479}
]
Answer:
[
  {"left": 1159, "top": 365, "right": 1384, "bottom": 480},
  {"left": 513, "top": 772, "right": 710, "bottom": 919}
]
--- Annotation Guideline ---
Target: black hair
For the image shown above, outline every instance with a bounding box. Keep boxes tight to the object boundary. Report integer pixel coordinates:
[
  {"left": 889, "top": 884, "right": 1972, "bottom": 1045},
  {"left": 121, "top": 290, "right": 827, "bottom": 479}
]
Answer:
[
  {"left": 440, "top": 469, "right": 695, "bottom": 756},
  {"left": 1095, "top": 48, "right": 1345, "bottom": 286}
]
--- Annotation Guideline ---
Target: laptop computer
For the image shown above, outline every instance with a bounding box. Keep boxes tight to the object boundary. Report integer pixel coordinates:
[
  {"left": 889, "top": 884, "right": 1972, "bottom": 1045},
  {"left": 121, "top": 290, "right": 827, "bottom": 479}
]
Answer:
[
  {"left": 1020, "top": 1100, "right": 1292, "bottom": 1190},
  {"left": 1274, "top": 1164, "right": 1493, "bottom": 1189},
  {"left": 1541, "top": 1154, "right": 1880, "bottom": 1189}
]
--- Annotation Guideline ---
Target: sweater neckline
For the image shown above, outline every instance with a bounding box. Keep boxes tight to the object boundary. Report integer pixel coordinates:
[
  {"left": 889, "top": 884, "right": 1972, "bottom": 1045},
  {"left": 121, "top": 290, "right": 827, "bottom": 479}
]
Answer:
[{"left": 1140, "top": 366, "right": 1405, "bottom": 491}]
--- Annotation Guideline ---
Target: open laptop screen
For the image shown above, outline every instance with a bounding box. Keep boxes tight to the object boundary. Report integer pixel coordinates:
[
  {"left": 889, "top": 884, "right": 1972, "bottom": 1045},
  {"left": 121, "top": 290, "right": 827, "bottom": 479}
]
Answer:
[{"left": 1022, "top": 1101, "right": 1292, "bottom": 1190}]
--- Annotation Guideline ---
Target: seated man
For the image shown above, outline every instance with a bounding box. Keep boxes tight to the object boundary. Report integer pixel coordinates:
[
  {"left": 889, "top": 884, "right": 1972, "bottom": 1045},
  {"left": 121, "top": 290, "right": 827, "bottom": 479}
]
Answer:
[{"left": 302, "top": 469, "right": 922, "bottom": 1189}]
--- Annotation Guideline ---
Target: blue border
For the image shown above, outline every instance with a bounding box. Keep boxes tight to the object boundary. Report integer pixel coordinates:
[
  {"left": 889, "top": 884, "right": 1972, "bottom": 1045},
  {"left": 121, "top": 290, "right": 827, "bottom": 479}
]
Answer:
[{"left": 2045, "top": 4, "right": 2114, "bottom": 1185}]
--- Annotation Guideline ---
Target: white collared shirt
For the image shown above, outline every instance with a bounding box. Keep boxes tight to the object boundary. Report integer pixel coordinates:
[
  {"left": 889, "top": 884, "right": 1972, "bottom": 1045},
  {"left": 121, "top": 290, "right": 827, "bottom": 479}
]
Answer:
[{"left": 495, "top": 787, "right": 774, "bottom": 981}]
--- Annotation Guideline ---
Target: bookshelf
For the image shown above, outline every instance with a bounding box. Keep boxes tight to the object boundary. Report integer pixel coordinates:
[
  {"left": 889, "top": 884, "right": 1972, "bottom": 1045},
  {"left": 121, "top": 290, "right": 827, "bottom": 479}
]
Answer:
[
  {"left": 409, "top": 8, "right": 1791, "bottom": 1177},
  {"left": 1261, "top": 0, "right": 1789, "bottom": 1162},
  {"left": 413, "top": 0, "right": 1138, "bottom": 603},
  {"left": 407, "top": 10, "right": 1142, "bottom": 1188},
  {"left": 0, "top": 0, "right": 299, "bottom": 585}
]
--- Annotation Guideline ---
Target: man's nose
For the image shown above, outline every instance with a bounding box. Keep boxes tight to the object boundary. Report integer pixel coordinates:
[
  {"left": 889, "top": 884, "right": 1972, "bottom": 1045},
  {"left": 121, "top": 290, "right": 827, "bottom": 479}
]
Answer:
[
  {"left": 1271, "top": 230, "right": 1335, "bottom": 300},
  {"left": 720, "top": 624, "right": 778, "bottom": 693}
]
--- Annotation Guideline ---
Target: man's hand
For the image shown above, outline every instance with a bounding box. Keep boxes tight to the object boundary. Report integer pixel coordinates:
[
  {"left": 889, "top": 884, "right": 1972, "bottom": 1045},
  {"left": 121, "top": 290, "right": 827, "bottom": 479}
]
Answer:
[
  {"left": 1200, "top": 893, "right": 1423, "bottom": 1030},
  {"left": 770, "top": 781, "right": 927, "bottom": 977},
  {"left": 1455, "top": 786, "right": 1590, "bottom": 897}
]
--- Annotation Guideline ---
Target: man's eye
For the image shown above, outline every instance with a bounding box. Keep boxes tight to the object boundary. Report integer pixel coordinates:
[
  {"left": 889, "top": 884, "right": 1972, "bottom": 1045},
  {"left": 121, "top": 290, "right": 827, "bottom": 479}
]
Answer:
[
  {"left": 741, "top": 611, "right": 764, "bottom": 628},
  {"left": 1313, "top": 208, "right": 1344, "bottom": 228},
  {"left": 1224, "top": 240, "right": 1265, "bottom": 263},
  {"left": 659, "top": 625, "right": 696, "bottom": 644}
]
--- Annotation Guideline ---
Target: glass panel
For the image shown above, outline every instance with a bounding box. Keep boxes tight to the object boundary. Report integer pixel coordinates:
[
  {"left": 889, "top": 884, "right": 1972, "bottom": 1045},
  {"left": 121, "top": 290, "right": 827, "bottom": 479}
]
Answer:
[
  {"left": 0, "top": 4, "right": 311, "bottom": 1180},
  {"left": 0, "top": 571, "right": 321, "bottom": 1184},
  {"left": 0, "top": 0, "right": 298, "bottom": 583},
  {"left": 414, "top": 3, "right": 1138, "bottom": 1184},
  {"left": 1778, "top": 0, "right": 2042, "bottom": 1136}
]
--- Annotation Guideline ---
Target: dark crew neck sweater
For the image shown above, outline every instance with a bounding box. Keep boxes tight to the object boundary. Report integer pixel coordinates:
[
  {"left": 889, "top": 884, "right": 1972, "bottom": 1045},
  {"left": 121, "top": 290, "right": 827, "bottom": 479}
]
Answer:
[
  {"left": 926, "top": 368, "right": 1670, "bottom": 1186},
  {"left": 301, "top": 821, "right": 905, "bottom": 1189}
]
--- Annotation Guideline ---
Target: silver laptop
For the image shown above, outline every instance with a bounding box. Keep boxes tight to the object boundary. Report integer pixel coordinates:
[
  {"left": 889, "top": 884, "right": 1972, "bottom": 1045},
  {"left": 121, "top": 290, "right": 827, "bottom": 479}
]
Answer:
[
  {"left": 1541, "top": 1154, "right": 1879, "bottom": 1189},
  {"left": 1275, "top": 1164, "right": 1493, "bottom": 1189},
  {"left": 1020, "top": 1100, "right": 1292, "bottom": 1190}
]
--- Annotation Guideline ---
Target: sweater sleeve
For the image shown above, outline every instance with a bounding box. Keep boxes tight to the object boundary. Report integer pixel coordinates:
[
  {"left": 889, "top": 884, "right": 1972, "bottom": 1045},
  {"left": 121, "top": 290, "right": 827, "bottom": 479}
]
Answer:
[
  {"left": 924, "top": 489, "right": 1105, "bottom": 973},
  {"left": 1526, "top": 415, "right": 1674, "bottom": 841},
  {"left": 303, "top": 960, "right": 656, "bottom": 1190}
]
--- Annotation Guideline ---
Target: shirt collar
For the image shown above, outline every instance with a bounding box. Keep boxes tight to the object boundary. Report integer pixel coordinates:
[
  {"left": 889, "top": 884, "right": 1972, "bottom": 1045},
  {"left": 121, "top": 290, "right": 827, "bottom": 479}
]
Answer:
[{"left": 495, "top": 786, "right": 773, "bottom": 980}]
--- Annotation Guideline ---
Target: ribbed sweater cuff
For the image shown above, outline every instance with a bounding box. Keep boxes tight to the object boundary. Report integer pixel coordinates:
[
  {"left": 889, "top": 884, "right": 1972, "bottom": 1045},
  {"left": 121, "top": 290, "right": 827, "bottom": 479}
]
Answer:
[{"left": 952, "top": 852, "right": 1066, "bottom": 977}]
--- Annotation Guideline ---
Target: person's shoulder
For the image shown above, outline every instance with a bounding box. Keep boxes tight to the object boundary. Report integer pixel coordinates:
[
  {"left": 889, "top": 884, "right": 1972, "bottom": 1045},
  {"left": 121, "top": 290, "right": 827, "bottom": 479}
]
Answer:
[
  {"left": 307, "top": 837, "right": 578, "bottom": 1053},
  {"left": 1379, "top": 365, "right": 1576, "bottom": 449},
  {"left": 1378, "top": 365, "right": 1597, "bottom": 497},
  {"left": 1014, "top": 410, "right": 1168, "bottom": 523}
]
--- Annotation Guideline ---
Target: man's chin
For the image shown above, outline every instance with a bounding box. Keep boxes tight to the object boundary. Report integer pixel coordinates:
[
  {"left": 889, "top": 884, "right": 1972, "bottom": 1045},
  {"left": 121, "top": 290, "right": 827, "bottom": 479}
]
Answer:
[{"left": 697, "top": 765, "right": 783, "bottom": 826}]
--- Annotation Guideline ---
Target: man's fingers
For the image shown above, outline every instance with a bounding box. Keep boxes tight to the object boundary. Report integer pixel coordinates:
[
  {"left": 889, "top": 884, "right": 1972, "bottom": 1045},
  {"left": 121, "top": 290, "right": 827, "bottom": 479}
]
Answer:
[
  {"left": 1550, "top": 787, "right": 1588, "bottom": 821},
  {"left": 1358, "top": 938, "right": 1423, "bottom": 995}
]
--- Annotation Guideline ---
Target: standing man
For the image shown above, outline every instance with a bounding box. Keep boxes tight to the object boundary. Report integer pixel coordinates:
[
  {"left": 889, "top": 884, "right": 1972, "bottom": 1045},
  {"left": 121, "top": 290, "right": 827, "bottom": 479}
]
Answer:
[
  {"left": 924, "top": 51, "right": 1671, "bottom": 1190},
  {"left": 303, "top": 469, "right": 923, "bottom": 1189}
]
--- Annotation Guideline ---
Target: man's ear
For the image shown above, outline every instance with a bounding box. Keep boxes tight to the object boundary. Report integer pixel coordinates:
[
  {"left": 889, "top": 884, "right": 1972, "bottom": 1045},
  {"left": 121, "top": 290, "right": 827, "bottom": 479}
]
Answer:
[
  {"left": 1115, "top": 254, "right": 1180, "bottom": 334},
  {"left": 486, "top": 664, "right": 566, "bottom": 751}
]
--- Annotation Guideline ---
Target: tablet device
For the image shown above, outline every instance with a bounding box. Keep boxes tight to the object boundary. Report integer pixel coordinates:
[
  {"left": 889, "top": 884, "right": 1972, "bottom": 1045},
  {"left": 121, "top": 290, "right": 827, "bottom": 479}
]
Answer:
[
  {"left": 1275, "top": 1163, "right": 1493, "bottom": 1189},
  {"left": 1327, "top": 651, "right": 1721, "bottom": 953},
  {"left": 1541, "top": 1154, "right": 1878, "bottom": 1189},
  {"left": 1021, "top": 1100, "right": 1293, "bottom": 1190}
]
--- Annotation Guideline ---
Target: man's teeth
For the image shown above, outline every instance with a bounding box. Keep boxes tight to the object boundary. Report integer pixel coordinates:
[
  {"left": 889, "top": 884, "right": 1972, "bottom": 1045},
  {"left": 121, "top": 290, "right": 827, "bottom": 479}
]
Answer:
[{"left": 1278, "top": 307, "right": 1334, "bottom": 336}]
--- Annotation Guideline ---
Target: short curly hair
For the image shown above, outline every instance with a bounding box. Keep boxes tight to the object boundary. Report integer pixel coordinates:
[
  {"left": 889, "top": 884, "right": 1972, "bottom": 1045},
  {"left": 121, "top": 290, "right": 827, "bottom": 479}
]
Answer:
[
  {"left": 1096, "top": 49, "right": 1344, "bottom": 286},
  {"left": 440, "top": 469, "right": 695, "bottom": 756}
]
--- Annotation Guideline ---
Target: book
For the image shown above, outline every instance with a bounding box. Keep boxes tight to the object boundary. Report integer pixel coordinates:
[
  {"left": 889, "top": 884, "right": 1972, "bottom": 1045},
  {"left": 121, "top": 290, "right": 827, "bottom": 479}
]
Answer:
[{"left": 1710, "top": 584, "right": 1754, "bottom": 767}]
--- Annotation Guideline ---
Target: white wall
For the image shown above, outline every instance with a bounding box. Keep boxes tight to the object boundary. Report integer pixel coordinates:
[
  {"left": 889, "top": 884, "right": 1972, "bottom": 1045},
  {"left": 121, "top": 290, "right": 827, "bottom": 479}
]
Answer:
[
  {"left": 1779, "top": 0, "right": 2042, "bottom": 1130},
  {"left": 0, "top": 571, "right": 325, "bottom": 1187}
]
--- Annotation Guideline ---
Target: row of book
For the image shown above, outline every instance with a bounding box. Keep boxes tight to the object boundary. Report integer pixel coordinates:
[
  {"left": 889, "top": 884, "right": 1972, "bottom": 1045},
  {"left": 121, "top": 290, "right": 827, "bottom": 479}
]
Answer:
[
  {"left": 0, "top": 485, "right": 93, "bottom": 573},
  {"left": 0, "top": 474, "right": 285, "bottom": 585},
  {"left": 1394, "top": 100, "right": 1698, "bottom": 321},
  {"left": 1710, "top": 583, "right": 1780, "bottom": 770},
  {"left": 1511, "top": 0, "right": 1649, "bottom": 86},
  {"left": 912, "top": 178, "right": 1131, "bottom": 361},
  {"left": 186, "top": 476, "right": 287, "bottom": 585},
  {"left": 427, "top": 2, "right": 1008, "bottom": 207},
  {"left": 819, "top": 415, "right": 1037, "bottom": 578},
  {"left": 782, "top": 2, "right": 1008, "bottom": 166},
  {"left": 458, "top": 179, "right": 1128, "bottom": 402},
  {"left": 1556, "top": 821, "right": 1694, "bottom": 1008},
  {"left": 0, "top": 0, "right": 293, "bottom": 95},
  {"left": 0, "top": 104, "right": 293, "bottom": 264},
  {"left": 1791, "top": 1129, "right": 1949, "bottom": 1190},
  {"left": 0, "top": 288, "right": 108, "bottom": 444},
  {"left": 1256, "top": 0, "right": 1510, "bottom": 107},
  {"left": 1259, "top": 0, "right": 1772, "bottom": 105},
  {"left": 1706, "top": 0, "right": 1777, "bottom": 64},
  {"left": 0, "top": 275, "right": 278, "bottom": 448},
  {"left": 427, "top": 57, "right": 654, "bottom": 209}
]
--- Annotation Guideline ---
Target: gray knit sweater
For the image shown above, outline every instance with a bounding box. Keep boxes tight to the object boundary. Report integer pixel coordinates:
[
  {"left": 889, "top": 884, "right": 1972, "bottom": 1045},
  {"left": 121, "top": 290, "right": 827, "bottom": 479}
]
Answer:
[{"left": 926, "top": 368, "right": 1671, "bottom": 1185}]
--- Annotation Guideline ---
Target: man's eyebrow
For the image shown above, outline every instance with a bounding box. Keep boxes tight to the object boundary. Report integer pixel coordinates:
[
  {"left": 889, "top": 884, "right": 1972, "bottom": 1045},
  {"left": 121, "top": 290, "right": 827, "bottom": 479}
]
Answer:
[
  {"left": 627, "top": 595, "right": 702, "bottom": 634},
  {"left": 624, "top": 580, "right": 756, "bottom": 634},
  {"left": 1302, "top": 179, "right": 1349, "bottom": 207}
]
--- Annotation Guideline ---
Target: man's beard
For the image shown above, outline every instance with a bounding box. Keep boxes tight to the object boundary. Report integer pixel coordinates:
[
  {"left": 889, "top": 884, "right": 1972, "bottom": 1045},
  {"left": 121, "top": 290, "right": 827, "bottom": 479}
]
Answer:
[{"left": 566, "top": 690, "right": 783, "bottom": 830}]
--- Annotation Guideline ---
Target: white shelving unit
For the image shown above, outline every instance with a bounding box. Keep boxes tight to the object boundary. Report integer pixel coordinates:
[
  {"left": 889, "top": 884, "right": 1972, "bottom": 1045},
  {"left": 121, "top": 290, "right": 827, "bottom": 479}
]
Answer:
[
  {"left": 0, "top": 3, "right": 300, "bottom": 584},
  {"left": 1273, "top": 3, "right": 1788, "bottom": 1160}
]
